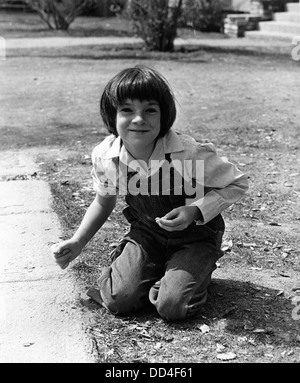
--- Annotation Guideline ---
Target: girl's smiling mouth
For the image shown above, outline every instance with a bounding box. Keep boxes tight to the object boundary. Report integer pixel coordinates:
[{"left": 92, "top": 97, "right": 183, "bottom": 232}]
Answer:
[{"left": 129, "top": 129, "right": 150, "bottom": 133}]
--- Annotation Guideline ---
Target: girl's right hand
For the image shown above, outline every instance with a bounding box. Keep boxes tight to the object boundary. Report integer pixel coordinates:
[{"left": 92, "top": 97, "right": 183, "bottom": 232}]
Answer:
[{"left": 50, "top": 239, "right": 83, "bottom": 270}]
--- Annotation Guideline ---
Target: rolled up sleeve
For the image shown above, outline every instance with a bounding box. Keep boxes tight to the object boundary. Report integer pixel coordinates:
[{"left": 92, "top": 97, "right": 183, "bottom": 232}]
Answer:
[{"left": 190, "top": 143, "right": 249, "bottom": 224}]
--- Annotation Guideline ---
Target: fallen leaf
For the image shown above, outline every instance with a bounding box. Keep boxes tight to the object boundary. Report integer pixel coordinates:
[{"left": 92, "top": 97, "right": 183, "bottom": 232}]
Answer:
[
  {"left": 283, "top": 248, "right": 292, "bottom": 253},
  {"left": 278, "top": 271, "right": 291, "bottom": 278},
  {"left": 244, "top": 321, "right": 254, "bottom": 330},
  {"left": 198, "top": 324, "right": 210, "bottom": 333},
  {"left": 237, "top": 336, "right": 247, "bottom": 343},
  {"left": 292, "top": 283, "right": 300, "bottom": 291},
  {"left": 23, "top": 342, "right": 34, "bottom": 347},
  {"left": 105, "top": 349, "right": 114, "bottom": 358},
  {"left": 217, "top": 352, "right": 236, "bottom": 361},
  {"left": 253, "top": 286, "right": 262, "bottom": 291},
  {"left": 140, "top": 331, "right": 152, "bottom": 340},
  {"left": 216, "top": 343, "right": 226, "bottom": 353},
  {"left": 128, "top": 324, "right": 138, "bottom": 330},
  {"left": 243, "top": 242, "right": 257, "bottom": 248},
  {"left": 164, "top": 335, "right": 174, "bottom": 342},
  {"left": 221, "top": 239, "right": 233, "bottom": 252}
]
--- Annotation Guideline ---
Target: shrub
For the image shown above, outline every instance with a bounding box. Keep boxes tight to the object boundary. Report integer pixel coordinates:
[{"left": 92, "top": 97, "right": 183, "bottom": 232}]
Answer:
[
  {"left": 181, "top": 0, "right": 223, "bottom": 33},
  {"left": 26, "top": 0, "right": 97, "bottom": 30},
  {"left": 127, "top": 0, "right": 183, "bottom": 52}
]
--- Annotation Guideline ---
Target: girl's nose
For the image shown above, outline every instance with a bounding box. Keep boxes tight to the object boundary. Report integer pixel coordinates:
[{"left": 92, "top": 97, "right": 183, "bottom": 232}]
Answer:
[{"left": 132, "top": 113, "right": 145, "bottom": 124}]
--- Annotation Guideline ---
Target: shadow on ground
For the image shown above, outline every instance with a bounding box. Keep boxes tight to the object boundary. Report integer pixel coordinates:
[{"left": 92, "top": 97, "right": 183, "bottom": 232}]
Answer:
[
  {"left": 80, "top": 276, "right": 299, "bottom": 348},
  {"left": 174, "top": 278, "right": 300, "bottom": 347}
]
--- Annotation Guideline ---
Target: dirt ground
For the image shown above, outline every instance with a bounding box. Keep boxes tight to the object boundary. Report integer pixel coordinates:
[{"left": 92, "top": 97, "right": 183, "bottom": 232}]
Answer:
[{"left": 1, "top": 12, "right": 300, "bottom": 364}]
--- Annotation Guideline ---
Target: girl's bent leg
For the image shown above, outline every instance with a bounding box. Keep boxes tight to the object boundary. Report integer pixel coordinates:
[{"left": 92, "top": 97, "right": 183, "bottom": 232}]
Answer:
[
  {"left": 149, "top": 240, "right": 221, "bottom": 321},
  {"left": 97, "top": 237, "right": 163, "bottom": 315}
]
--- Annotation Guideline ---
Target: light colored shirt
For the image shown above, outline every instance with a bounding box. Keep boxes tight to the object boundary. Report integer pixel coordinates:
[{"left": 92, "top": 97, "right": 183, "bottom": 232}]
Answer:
[{"left": 91, "top": 130, "right": 249, "bottom": 224}]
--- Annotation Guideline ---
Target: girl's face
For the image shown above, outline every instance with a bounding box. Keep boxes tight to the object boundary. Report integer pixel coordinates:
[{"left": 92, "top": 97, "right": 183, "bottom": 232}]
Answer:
[{"left": 116, "top": 99, "right": 161, "bottom": 157}]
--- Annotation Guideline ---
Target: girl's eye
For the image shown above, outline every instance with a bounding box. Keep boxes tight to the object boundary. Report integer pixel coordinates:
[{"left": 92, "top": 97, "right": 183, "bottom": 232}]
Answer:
[
  {"left": 119, "top": 107, "right": 133, "bottom": 113},
  {"left": 146, "top": 108, "right": 159, "bottom": 113}
]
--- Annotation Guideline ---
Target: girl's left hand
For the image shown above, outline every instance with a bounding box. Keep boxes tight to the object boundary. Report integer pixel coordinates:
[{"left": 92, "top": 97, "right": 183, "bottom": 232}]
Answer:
[{"left": 155, "top": 206, "right": 202, "bottom": 232}]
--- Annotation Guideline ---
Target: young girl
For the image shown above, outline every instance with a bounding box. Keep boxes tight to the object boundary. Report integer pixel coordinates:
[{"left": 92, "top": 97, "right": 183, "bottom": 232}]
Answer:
[{"left": 51, "top": 65, "right": 248, "bottom": 322}]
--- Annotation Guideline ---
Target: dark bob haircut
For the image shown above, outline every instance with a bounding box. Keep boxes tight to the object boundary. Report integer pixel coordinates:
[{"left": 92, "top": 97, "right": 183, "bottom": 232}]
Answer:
[{"left": 100, "top": 65, "right": 176, "bottom": 137}]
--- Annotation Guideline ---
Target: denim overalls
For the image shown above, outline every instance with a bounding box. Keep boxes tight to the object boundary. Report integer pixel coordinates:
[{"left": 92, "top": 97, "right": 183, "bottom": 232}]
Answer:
[{"left": 97, "top": 154, "right": 225, "bottom": 321}]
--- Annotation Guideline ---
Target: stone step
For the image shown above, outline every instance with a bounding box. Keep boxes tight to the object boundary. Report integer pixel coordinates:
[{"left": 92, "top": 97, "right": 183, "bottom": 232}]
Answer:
[
  {"left": 259, "top": 21, "right": 300, "bottom": 35},
  {"left": 246, "top": 30, "right": 296, "bottom": 42},
  {"left": 274, "top": 11, "right": 300, "bottom": 23},
  {"left": 287, "top": 2, "right": 300, "bottom": 13}
]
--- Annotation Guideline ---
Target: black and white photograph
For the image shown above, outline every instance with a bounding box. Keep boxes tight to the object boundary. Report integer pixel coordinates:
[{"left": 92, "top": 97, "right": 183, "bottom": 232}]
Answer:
[{"left": 0, "top": 0, "right": 299, "bottom": 367}]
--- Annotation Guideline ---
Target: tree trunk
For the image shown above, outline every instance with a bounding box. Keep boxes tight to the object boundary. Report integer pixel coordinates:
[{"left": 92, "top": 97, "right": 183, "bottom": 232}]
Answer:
[
  {"left": 55, "top": 12, "right": 70, "bottom": 30},
  {"left": 130, "top": 0, "right": 183, "bottom": 52}
]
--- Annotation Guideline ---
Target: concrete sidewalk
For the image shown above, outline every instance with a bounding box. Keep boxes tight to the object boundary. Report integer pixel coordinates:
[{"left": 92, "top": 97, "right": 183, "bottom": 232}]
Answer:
[
  {"left": 5, "top": 34, "right": 292, "bottom": 52},
  {"left": 0, "top": 150, "right": 94, "bottom": 363},
  {"left": 6, "top": 36, "right": 143, "bottom": 49}
]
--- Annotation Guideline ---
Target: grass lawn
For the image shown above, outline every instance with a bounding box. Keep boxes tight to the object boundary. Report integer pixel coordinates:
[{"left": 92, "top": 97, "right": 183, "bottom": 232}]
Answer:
[
  {"left": 0, "top": 11, "right": 136, "bottom": 38},
  {"left": 1, "top": 11, "right": 300, "bottom": 363}
]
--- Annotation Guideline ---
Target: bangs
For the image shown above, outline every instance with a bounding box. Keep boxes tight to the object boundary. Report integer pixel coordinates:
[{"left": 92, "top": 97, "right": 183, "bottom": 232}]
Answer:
[
  {"left": 100, "top": 65, "right": 176, "bottom": 137},
  {"left": 111, "top": 69, "right": 165, "bottom": 106}
]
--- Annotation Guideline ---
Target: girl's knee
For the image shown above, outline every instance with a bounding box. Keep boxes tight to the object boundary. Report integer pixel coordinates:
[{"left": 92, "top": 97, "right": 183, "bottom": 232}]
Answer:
[
  {"left": 149, "top": 281, "right": 187, "bottom": 321},
  {"left": 154, "top": 288, "right": 208, "bottom": 322},
  {"left": 102, "top": 290, "right": 137, "bottom": 315},
  {"left": 155, "top": 293, "right": 188, "bottom": 321},
  {"left": 99, "top": 279, "right": 146, "bottom": 315},
  {"left": 97, "top": 266, "right": 141, "bottom": 315}
]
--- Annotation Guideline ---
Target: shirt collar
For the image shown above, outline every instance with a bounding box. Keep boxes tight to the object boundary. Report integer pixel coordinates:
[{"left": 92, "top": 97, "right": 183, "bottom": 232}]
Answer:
[
  {"left": 102, "top": 135, "right": 122, "bottom": 159},
  {"left": 163, "top": 130, "right": 185, "bottom": 154},
  {"left": 102, "top": 130, "right": 184, "bottom": 160}
]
